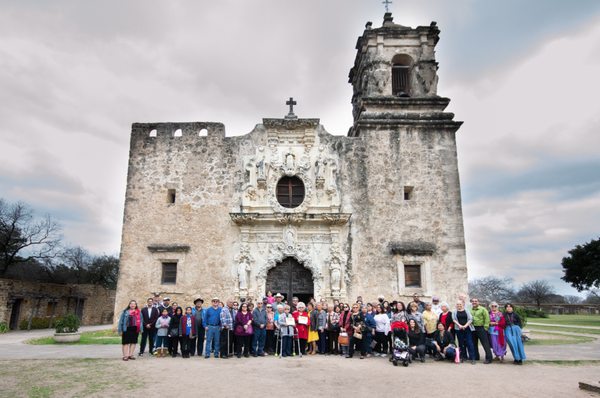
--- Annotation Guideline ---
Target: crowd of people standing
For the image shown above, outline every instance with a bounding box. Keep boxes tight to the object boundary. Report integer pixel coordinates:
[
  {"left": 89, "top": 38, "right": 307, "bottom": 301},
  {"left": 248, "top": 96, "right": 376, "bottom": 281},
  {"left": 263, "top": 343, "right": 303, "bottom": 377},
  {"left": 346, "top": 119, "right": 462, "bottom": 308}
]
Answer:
[{"left": 117, "top": 291, "right": 526, "bottom": 365}]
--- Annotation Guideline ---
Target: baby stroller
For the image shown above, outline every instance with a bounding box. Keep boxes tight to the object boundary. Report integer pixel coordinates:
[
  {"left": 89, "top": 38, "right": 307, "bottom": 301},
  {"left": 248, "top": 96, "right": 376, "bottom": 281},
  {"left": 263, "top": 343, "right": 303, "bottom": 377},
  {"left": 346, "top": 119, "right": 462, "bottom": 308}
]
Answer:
[{"left": 391, "top": 328, "right": 411, "bottom": 367}]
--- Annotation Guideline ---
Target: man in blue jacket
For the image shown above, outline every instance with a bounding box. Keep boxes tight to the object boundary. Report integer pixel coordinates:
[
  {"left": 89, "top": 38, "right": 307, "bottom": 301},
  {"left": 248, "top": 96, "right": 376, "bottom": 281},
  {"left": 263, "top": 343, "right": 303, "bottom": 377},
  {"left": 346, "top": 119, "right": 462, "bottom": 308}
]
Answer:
[{"left": 203, "top": 297, "right": 222, "bottom": 359}]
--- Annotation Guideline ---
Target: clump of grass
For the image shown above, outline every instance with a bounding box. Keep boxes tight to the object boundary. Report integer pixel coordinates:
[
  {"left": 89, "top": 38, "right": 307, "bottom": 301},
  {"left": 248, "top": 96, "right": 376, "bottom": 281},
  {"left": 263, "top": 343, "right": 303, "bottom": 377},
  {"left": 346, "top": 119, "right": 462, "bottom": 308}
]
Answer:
[{"left": 26, "top": 329, "right": 125, "bottom": 345}]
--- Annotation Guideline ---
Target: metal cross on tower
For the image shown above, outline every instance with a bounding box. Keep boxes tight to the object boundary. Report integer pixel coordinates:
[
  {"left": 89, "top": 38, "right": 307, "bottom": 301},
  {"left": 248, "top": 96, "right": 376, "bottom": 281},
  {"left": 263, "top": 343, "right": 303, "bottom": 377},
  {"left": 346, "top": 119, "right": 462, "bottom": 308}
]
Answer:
[
  {"left": 382, "top": 0, "right": 392, "bottom": 13},
  {"left": 285, "top": 97, "right": 297, "bottom": 119}
]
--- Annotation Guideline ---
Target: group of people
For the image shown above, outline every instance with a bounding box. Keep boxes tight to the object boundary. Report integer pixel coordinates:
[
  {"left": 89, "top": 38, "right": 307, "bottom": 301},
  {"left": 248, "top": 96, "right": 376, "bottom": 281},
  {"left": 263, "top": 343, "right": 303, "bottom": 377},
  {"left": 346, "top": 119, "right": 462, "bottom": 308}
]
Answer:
[{"left": 117, "top": 291, "right": 526, "bottom": 365}]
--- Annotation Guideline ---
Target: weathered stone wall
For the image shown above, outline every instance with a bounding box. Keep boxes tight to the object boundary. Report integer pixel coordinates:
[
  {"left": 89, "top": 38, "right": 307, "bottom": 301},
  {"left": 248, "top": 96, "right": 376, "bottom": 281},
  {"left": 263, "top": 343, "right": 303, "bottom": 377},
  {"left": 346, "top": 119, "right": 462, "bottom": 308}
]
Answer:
[
  {"left": 115, "top": 122, "right": 245, "bottom": 314},
  {"left": 336, "top": 127, "right": 467, "bottom": 304},
  {"left": 0, "top": 279, "right": 115, "bottom": 329},
  {"left": 115, "top": 14, "right": 468, "bottom": 318}
]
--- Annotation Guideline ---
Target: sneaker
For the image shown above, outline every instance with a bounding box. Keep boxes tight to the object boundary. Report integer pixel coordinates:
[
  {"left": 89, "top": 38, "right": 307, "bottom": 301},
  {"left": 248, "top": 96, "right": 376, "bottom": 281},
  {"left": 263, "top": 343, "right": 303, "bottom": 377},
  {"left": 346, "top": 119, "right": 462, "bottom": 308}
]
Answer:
[
  {"left": 138, "top": 353, "right": 143, "bottom": 357},
  {"left": 471, "top": 360, "right": 476, "bottom": 365}
]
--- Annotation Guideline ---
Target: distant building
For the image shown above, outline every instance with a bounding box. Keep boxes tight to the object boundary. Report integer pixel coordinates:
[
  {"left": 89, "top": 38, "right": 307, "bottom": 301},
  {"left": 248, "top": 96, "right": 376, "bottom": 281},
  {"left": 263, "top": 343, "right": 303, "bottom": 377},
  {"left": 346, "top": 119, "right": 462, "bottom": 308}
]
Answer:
[
  {"left": 0, "top": 279, "right": 115, "bottom": 330},
  {"left": 115, "top": 13, "right": 468, "bottom": 315}
]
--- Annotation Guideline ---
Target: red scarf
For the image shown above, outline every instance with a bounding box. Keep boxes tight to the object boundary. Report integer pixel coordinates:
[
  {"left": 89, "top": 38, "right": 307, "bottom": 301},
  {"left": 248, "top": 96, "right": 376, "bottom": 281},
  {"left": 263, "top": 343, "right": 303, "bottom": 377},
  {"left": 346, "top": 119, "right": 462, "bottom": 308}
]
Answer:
[{"left": 129, "top": 309, "right": 141, "bottom": 333}]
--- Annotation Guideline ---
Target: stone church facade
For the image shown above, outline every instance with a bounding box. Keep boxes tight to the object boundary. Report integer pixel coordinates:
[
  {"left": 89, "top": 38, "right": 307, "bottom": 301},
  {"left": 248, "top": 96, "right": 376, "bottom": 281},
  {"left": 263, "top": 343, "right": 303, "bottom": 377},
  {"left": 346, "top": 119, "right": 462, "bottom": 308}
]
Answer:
[{"left": 114, "top": 13, "right": 467, "bottom": 314}]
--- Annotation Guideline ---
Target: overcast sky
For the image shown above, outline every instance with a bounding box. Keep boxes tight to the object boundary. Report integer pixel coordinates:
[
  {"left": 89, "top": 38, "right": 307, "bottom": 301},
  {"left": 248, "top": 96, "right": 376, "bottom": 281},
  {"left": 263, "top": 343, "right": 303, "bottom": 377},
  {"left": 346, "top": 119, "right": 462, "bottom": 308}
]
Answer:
[{"left": 1, "top": 0, "right": 599, "bottom": 296}]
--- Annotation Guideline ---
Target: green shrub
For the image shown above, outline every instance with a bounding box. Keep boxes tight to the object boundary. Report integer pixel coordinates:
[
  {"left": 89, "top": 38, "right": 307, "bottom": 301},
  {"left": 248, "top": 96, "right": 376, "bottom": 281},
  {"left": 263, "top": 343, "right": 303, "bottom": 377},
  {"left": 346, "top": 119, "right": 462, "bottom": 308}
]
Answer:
[
  {"left": 524, "top": 308, "right": 548, "bottom": 318},
  {"left": 0, "top": 322, "right": 8, "bottom": 333},
  {"left": 54, "top": 314, "right": 80, "bottom": 333},
  {"left": 514, "top": 306, "right": 528, "bottom": 327},
  {"left": 19, "top": 317, "right": 52, "bottom": 330}
]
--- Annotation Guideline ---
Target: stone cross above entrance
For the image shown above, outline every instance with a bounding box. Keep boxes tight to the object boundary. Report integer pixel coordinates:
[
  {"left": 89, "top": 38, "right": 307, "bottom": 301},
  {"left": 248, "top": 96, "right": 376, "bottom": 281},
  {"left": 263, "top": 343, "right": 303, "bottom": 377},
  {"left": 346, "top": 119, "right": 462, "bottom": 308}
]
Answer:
[
  {"left": 285, "top": 97, "right": 297, "bottom": 120},
  {"left": 382, "top": 0, "right": 392, "bottom": 13}
]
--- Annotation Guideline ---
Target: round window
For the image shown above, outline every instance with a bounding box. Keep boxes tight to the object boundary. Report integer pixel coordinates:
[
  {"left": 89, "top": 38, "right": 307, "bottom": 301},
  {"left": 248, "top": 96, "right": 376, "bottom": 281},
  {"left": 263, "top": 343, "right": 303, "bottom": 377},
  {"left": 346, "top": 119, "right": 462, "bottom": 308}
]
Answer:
[{"left": 276, "top": 176, "right": 305, "bottom": 208}]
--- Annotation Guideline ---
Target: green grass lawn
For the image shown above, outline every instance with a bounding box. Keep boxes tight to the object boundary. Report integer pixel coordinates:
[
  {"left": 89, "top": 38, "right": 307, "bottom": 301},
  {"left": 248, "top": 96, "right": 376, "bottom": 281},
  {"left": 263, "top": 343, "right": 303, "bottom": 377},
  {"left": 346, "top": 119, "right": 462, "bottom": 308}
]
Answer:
[
  {"left": 27, "top": 329, "right": 125, "bottom": 345},
  {"left": 528, "top": 314, "right": 600, "bottom": 327},
  {"left": 525, "top": 333, "right": 595, "bottom": 346}
]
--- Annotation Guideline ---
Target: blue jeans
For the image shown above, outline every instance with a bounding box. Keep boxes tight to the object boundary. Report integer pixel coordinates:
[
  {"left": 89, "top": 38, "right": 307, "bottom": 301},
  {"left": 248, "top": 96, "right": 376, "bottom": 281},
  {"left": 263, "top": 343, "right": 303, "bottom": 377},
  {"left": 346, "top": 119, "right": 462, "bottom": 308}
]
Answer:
[
  {"left": 252, "top": 328, "right": 266, "bottom": 354},
  {"left": 282, "top": 336, "right": 292, "bottom": 357},
  {"left": 205, "top": 326, "right": 220, "bottom": 357},
  {"left": 155, "top": 335, "right": 168, "bottom": 349},
  {"left": 364, "top": 331, "right": 373, "bottom": 354},
  {"left": 456, "top": 328, "right": 475, "bottom": 360},
  {"left": 317, "top": 330, "right": 327, "bottom": 353}
]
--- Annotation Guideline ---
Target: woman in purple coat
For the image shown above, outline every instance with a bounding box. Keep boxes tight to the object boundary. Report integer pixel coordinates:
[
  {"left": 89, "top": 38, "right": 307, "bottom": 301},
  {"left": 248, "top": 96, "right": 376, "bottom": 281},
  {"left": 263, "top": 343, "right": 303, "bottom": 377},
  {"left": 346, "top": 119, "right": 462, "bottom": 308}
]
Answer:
[{"left": 234, "top": 302, "right": 254, "bottom": 358}]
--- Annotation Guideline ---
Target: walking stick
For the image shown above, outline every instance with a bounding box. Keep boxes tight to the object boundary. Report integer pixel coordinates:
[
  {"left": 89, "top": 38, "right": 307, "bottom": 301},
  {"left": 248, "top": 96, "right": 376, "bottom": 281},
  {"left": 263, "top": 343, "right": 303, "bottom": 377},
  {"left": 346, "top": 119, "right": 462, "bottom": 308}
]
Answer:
[
  {"left": 296, "top": 327, "right": 302, "bottom": 358},
  {"left": 227, "top": 327, "right": 230, "bottom": 357}
]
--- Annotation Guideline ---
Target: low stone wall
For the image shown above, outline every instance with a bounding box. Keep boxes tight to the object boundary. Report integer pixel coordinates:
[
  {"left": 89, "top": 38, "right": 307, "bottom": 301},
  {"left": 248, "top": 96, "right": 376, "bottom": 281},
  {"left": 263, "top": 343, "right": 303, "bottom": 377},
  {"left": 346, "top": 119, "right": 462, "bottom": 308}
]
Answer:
[{"left": 0, "top": 278, "right": 115, "bottom": 330}]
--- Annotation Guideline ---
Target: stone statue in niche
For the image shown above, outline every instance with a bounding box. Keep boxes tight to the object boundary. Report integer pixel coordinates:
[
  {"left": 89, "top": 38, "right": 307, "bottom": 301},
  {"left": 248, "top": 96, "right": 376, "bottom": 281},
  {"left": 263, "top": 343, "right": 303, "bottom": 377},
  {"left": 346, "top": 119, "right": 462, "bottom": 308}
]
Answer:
[
  {"left": 238, "top": 258, "right": 251, "bottom": 291},
  {"left": 256, "top": 146, "right": 267, "bottom": 181},
  {"left": 284, "top": 227, "right": 295, "bottom": 250},
  {"left": 330, "top": 258, "right": 342, "bottom": 294},
  {"left": 326, "top": 157, "right": 338, "bottom": 194},
  {"left": 315, "top": 146, "right": 326, "bottom": 181},
  {"left": 285, "top": 152, "right": 295, "bottom": 174}
]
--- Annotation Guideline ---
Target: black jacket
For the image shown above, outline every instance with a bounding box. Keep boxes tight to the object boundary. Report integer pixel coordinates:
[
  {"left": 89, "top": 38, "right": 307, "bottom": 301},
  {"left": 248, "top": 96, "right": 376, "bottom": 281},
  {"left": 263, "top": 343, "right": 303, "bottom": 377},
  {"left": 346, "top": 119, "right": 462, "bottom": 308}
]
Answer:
[
  {"left": 141, "top": 307, "right": 160, "bottom": 330},
  {"left": 408, "top": 329, "right": 425, "bottom": 347},
  {"left": 433, "top": 330, "right": 453, "bottom": 349}
]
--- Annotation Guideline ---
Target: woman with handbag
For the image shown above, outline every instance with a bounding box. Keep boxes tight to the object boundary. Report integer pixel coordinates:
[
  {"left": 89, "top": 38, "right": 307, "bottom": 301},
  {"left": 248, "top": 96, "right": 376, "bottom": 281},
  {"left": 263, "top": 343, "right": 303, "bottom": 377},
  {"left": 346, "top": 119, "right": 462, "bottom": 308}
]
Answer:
[
  {"left": 234, "top": 302, "right": 254, "bottom": 358},
  {"left": 346, "top": 303, "right": 366, "bottom": 359},
  {"left": 327, "top": 305, "right": 341, "bottom": 354},
  {"left": 338, "top": 303, "right": 352, "bottom": 356}
]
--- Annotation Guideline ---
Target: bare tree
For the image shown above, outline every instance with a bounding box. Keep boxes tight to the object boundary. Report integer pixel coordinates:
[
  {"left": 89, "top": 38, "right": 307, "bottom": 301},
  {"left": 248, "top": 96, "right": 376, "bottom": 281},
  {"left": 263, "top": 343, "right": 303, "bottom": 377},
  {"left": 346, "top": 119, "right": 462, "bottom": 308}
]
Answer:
[
  {"left": 0, "top": 199, "right": 61, "bottom": 276},
  {"left": 60, "top": 246, "right": 92, "bottom": 284},
  {"left": 468, "top": 276, "right": 515, "bottom": 304},
  {"left": 563, "top": 295, "right": 583, "bottom": 304},
  {"left": 517, "top": 280, "right": 556, "bottom": 308}
]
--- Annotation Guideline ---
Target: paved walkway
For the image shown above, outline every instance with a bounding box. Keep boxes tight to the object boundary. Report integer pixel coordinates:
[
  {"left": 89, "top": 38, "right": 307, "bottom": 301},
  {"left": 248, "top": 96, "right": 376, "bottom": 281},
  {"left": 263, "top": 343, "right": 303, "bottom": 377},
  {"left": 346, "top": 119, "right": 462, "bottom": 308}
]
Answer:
[
  {"left": 528, "top": 322, "right": 600, "bottom": 330},
  {"left": 0, "top": 324, "right": 599, "bottom": 361},
  {"left": 0, "top": 325, "right": 115, "bottom": 359}
]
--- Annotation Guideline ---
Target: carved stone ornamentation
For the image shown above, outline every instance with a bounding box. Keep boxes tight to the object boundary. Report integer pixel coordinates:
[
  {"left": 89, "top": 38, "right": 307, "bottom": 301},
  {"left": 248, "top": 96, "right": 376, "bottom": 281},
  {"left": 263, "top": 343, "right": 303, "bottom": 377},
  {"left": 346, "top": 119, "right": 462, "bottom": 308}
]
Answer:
[
  {"left": 230, "top": 213, "right": 259, "bottom": 225},
  {"left": 255, "top": 242, "right": 323, "bottom": 296}
]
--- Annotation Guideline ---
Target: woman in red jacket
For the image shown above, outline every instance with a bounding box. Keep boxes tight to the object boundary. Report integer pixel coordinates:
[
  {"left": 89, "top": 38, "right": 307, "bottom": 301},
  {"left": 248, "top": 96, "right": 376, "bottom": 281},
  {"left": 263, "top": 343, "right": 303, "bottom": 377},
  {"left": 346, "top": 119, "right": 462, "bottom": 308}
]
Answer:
[
  {"left": 292, "top": 302, "right": 310, "bottom": 355},
  {"left": 338, "top": 303, "right": 352, "bottom": 356}
]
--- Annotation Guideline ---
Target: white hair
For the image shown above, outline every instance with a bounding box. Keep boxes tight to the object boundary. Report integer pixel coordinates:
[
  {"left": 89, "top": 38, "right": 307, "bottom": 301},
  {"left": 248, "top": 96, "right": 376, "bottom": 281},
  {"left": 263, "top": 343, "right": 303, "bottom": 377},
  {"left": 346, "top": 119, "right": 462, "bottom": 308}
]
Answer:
[
  {"left": 297, "top": 302, "right": 306, "bottom": 310},
  {"left": 277, "top": 304, "right": 284, "bottom": 310}
]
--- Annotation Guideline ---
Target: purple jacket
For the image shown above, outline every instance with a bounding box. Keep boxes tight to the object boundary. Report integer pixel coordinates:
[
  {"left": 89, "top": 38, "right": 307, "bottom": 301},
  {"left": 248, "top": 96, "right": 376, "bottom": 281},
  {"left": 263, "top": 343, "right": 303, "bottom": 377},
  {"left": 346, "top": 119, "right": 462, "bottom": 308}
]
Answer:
[{"left": 234, "top": 311, "right": 253, "bottom": 336}]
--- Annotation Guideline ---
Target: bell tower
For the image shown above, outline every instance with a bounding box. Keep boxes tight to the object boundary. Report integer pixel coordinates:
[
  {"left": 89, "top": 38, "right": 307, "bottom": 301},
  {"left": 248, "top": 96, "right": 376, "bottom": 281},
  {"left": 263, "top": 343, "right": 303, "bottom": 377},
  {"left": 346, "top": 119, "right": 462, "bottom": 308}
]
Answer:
[{"left": 348, "top": 13, "right": 458, "bottom": 137}]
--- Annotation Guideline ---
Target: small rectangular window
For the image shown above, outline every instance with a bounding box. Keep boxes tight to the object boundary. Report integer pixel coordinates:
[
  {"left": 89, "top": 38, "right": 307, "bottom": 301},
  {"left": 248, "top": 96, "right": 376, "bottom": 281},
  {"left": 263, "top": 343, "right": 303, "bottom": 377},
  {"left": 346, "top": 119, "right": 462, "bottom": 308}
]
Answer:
[
  {"left": 404, "top": 186, "right": 413, "bottom": 201},
  {"left": 46, "top": 301, "right": 57, "bottom": 316},
  {"left": 162, "top": 262, "right": 177, "bottom": 284},
  {"left": 404, "top": 264, "right": 421, "bottom": 288},
  {"left": 167, "top": 189, "right": 176, "bottom": 204}
]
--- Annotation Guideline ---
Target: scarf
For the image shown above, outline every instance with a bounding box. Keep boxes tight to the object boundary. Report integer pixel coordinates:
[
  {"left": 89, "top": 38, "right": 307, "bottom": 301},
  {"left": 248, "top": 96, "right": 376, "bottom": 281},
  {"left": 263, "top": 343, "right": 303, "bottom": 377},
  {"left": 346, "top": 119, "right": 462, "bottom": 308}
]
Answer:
[
  {"left": 489, "top": 311, "right": 505, "bottom": 346},
  {"left": 128, "top": 309, "right": 141, "bottom": 333}
]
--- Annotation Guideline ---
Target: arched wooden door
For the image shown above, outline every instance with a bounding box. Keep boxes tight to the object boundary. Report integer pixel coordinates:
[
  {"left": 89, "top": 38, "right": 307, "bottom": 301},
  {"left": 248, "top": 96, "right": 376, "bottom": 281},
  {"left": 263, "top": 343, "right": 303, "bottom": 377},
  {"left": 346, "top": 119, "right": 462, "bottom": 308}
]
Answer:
[{"left": 266, "top": 257, "right": 313, "bottom": 303}]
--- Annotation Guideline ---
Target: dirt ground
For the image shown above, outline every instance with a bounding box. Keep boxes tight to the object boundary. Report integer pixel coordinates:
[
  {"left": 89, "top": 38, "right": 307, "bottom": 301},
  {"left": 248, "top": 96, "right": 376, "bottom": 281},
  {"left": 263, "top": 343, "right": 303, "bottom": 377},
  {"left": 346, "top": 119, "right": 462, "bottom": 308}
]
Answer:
[{"left": 1, "top": 356, "right": 599, "bottom": 398}]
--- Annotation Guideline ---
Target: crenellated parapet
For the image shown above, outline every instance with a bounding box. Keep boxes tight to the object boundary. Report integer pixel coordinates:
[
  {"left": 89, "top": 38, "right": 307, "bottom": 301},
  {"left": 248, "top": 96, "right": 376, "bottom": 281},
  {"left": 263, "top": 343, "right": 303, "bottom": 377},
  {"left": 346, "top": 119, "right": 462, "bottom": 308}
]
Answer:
[{"left": 130, "top": 121, "right": 226, "bottom": 142}]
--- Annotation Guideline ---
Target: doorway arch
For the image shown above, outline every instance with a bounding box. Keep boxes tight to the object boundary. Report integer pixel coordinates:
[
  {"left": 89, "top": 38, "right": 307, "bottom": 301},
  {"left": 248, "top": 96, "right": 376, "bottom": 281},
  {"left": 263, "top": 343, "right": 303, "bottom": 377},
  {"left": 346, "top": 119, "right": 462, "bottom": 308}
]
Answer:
[{"left": 265, "top": 257, "right": 313, "bottom": 303}]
